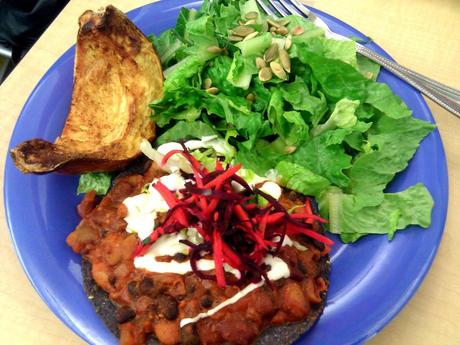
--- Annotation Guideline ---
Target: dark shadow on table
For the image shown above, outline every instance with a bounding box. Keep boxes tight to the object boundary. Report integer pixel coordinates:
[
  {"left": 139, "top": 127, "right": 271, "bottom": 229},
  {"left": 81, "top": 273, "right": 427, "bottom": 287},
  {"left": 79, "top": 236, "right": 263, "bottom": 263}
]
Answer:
[{"left": 0, "top": 0, "right": 70, "bottom": 84}]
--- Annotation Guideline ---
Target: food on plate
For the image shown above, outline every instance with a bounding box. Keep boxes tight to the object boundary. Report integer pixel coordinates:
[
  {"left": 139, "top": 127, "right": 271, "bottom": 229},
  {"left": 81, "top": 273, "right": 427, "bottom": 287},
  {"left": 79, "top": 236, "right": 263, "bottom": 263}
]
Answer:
[
  {"left": 10, "top": 5, "right": 163, "bottom": 174},
  {"left": 8, "top": 0, "right": 439, "bottom": 344},
  {"left": 67, "top": 141, "right": 331, "bottom": 345},
  {"left": 149, "top": 0, "right": 435, "bottom": 243}
]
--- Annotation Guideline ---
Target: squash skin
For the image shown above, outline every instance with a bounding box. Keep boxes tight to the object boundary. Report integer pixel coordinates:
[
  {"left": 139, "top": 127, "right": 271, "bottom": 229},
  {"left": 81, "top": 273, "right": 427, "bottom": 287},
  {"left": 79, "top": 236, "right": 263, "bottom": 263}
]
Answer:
[{"left": 10, "top": 5, "right": 163, "bottom": 174}]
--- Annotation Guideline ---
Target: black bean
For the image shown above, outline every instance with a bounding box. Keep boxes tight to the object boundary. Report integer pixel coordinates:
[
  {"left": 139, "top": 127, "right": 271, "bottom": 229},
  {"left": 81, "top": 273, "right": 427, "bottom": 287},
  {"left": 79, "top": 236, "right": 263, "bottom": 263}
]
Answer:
[
  {"left": 312, "top": 240, "right": 325, "bottom": 251},
  {"left": 148, "top": 303, "right": 158, "bottom": 314},
  {"left": 186, "top": 283, "right": 196, "bottom": 294},
  {"left": 117, "top": 306, "right": 136, "bottom": 324},
  {"left": 108, "top": 274, "right": 117, "bottom": 286},
  {"left": 200, "top": 295, "right": 213, "bottom": 308},
  {"left": 127, "top": 281, "right": 138, "bottom": 296},
  {"left": 297, "top": 261, "right": 308, "bottom": 274},
  {"left": 139, "top": 277, "right": 155, "bottom": 295},
  {"left": 173, "top": 252, "right": 188, "bottom": 263},
  {"left": 155, "top": 295, "right": 179, "bottom": 320},
  {"left": 181, "top": 327, "right": 200, "bottom": 345},
  {"left": 320, "top": 291, "right": 327, "bottom": 300},
  {"left": 290, "top": 271, "right": 304, "bottom": 282}
]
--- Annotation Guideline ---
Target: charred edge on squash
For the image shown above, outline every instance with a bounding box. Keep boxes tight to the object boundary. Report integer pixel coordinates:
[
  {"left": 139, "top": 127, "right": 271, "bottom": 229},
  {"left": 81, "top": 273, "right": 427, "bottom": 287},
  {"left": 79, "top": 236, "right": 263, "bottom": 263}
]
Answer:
[{"left": 10, "top": 5, "right": 163, "bottom": 175}]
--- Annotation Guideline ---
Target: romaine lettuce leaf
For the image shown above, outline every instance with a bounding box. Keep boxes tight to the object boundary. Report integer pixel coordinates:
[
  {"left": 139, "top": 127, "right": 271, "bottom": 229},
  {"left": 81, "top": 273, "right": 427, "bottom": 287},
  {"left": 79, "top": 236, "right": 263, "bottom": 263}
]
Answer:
[
  {"left": 149, "top": 29, "right": 185, "bottom": 67},
  {"left": 291, "top": 36, "right": 357, "bottom": 67},
  {"left": 183, "top": 15, "right": 220, "bottom": 61},
  {"left": 311, "top": 98, "right": 359, "bottom": 137},
  {"left": 251, "top": 79, "right": 271, "bottom": 113},
  {"left": 156, "top": 121, "right": 218, "bottom": 145},
  {"left": 320, "top": 120, "right": 372, "bottom": 147},
  {"left": 226, "top": 51, "right": 258, "bottom": 89},
  {"left": 235, "top": 32, "right": 272, "bottom": 57},
  {"left": 203, "top": 92, "right": 263, "bottom": 146},
  {"left": 163, "top": 56, "right": 204, "bottom": 91},
  {"left": 349, "top": 115, "right": 436, "bottom": 207},
  {"left": 213, "top": 2, "right": 241, "bottom": 35},
  {"left": 276, "top": 161, "right": 330, "bottom": 197},
  {"left": 279, "top": 77, "right": 328, "bottom": 125},
  {"left": 365, "top": 83, "right": 412, "bottom": 119},
  {"left": 148, "top": 0, "right": 436, "bottom": 243},
  {"left": 357, "top": 54, "right": 380, "bottom": 81},
  {"left": 289, "top": 135, "right": 352, "bottom": 188},
  {"left": 319, "top": 184, "right": 433, "bottom": 243},
  {"left": 151, "top": 85, "right": 203, "bottom": 127},
  {"left": 236, "top": 139, "right": 285, "bottom": 176},
  {"left": 77, "top": 173, "right": 112, "bottom": 196},
  {"left": 175, "top": 7, "right": 198, "bottom": 41},
  {"left": 296, "top": 50, "right": 367, "bottom": 102},
  {"left": 322, "top": 39, "right": 357, "bottom": 67},
  {"left": 206, "top": 55, "right": 245, "bottom": 97}
]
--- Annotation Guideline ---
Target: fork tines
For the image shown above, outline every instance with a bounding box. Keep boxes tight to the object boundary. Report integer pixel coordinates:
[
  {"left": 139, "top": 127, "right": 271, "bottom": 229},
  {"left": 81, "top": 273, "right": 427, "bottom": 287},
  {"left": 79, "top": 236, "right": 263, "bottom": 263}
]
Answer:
[{"left": 256, "top": 0, "right": 317, "bottom": 22}]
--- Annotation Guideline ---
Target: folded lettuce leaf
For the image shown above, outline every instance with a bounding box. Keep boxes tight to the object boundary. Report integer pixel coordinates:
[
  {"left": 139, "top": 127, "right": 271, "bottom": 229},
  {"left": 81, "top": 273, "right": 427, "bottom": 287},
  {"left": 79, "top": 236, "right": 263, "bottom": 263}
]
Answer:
[
  {"left": 319, "top": 184, "right": 434, "bottom": 243},
  {"left": 149, "top": 29, "right": 185, "bottom": 68},
  {"left": 276, "top": 161, "right": 330, "bottom": 197},
  {"left": 236, "top": 139, "right": 285, "bottom": 176},
  {"left": 267, "top": 88, "right": 309, "bottom": 147},
  {"left": 365, "top": 83, "right": 412, "bottom": 119},
  {"left": 279, "top": 77, "right": 328, "bottom": 126},
  {"left": 288, "top": 134, "right": 352, "bottom": 189},
  {"left": 349, "top": 115, "right": 436, "bottom": 208},
  {"left": 310, "top": 98, "right": 359, "bottom": 137},
  {"left": 356, "top": 54, "right": 380, "bottom": 81}
]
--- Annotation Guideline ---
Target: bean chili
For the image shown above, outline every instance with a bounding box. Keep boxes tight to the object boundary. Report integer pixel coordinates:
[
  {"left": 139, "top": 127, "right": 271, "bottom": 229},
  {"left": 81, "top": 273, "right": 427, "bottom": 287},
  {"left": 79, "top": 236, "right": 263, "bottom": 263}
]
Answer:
[{"left": 67, "top": 160, "right": 330, "bottom": 345}]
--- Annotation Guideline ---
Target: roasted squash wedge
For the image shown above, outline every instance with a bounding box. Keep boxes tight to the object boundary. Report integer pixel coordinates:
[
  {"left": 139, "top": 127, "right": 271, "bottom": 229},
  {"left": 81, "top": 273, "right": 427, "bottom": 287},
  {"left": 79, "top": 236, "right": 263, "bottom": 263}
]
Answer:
[{"left": 11, "top": 5, "right": 163, "bottom": 174}]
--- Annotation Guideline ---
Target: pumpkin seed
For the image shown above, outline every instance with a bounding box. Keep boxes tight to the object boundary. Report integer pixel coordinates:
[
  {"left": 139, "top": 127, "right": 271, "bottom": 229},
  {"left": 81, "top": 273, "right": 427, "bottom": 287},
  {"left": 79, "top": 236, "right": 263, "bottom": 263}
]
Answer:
[
  {"left": 270, "top": 61, "right": 287, "bottom": 80},
  {"left": 206, "top": 46, "right": 223, "bottom": 54},
  {"left": 203, "top": 78, "right": 212, "bottom": 89},
  {"left": 264, "top": 44, "right": 279, "bottom": 62},
  {"left": 279, "top": 48, "right": 291, "bottom": 73},
  {"left": 285, "top": 35, "right": 292, "bottom": 50},
  {"left": 364, "top": 71, "right": 374, "bottom": 79},
  {"left": 285, "top": 146, "right": 297, "bottom": 154},
  {"left": 243, "top": 31, "right": 259, "bottom": 41},
  {"left": 269, "top": 26, "right": 277, "bottom": 33},
  {"left": 255, "top": 57, "right": 267, "bottom": 69},
  {"left": 232, "top": 25, "right": 255, "bottom": 37},
  {"left": 261, "top": 20, "right": 269, "bottom": 32},
  {"left": 277, "top": 18, "right": 291, "bottom": 26},
  {"left": 258, "top": 67, "right": 273, "bottom": 82},
  {"left": 291, "top": 25, "right": 305, "bottom": 36},
  {"left": 206, "top": 87, "right": 219, "bottom": 95},
  {"left": 229, "top": 35, "right": 243, "bottom": 42},
  {"left": 245, "top": 19, "right": 257, "bottom": 25},
  {"left": 267, "top": 18, "right": 281, "bottom": 28},
  {"left": 246, "top": 93, "right": 255, "bottom": 102},
  {"left": 245, "top": 11, "right": 259, "bottom": 20},
  {"left": 276, "top": 26, "right": 289, "bottom": 35}
]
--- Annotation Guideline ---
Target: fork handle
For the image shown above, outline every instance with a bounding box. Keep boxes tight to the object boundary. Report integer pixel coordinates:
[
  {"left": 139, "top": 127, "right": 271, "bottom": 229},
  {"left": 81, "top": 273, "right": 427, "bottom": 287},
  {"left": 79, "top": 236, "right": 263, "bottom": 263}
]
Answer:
[{"left": 356, "top": 44, "right": 460, "bottom": 118}]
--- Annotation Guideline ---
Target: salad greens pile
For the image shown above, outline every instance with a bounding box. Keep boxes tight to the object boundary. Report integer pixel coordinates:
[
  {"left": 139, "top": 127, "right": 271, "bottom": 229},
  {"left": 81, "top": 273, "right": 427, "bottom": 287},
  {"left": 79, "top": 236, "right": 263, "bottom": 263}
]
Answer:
[{"left": 79, "top": 0, "right": 435, "bottom": 243}]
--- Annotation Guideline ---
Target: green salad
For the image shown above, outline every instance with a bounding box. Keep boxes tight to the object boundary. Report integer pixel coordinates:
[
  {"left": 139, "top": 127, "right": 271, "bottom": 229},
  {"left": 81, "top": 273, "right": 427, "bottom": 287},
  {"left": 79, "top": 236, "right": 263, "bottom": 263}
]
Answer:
[{"left": 79, "top": 0, "right": 434, "bottom": 243}]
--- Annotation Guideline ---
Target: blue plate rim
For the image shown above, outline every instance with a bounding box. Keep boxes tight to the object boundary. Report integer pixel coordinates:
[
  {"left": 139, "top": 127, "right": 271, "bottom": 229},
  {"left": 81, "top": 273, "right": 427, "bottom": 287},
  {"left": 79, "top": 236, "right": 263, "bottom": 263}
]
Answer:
[{"left": 3, "top": 1, "right": 449, "bottom": 345}]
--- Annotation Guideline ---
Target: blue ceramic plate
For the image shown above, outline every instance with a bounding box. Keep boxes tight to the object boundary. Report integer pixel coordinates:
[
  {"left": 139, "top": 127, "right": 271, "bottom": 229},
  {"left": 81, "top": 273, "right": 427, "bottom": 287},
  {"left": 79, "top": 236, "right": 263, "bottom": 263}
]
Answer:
[{"left": 4, "top": 1, "right": 448, "bottom": 344}]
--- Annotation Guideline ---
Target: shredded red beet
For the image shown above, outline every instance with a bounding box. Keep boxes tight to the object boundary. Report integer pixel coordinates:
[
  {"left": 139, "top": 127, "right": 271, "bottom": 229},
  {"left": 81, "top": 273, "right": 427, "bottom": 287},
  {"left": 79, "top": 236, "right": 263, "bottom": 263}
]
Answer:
[{"left": 134, "top": 146, "right": 333, "bottom": 286}]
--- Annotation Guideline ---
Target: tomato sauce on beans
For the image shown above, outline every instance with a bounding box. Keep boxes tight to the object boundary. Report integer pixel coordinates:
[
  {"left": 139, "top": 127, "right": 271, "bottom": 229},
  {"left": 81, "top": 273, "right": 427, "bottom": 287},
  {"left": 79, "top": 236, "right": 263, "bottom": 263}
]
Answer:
[{"left": 67, "top": 164, "right": 329, "bottom": 345}]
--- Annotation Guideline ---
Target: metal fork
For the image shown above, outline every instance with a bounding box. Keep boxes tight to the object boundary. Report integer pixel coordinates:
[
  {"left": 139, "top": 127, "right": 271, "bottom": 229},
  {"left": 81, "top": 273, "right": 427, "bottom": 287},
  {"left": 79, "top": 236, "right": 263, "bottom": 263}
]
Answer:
[{"left": 256, "top": 0, "right": 460, "bottom": 118}]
